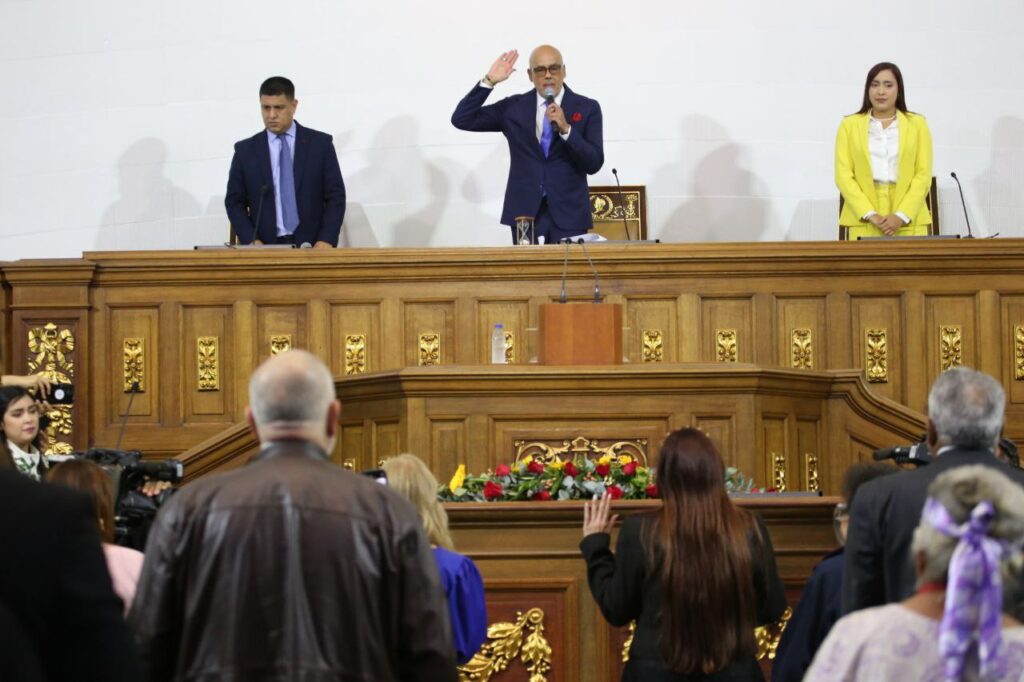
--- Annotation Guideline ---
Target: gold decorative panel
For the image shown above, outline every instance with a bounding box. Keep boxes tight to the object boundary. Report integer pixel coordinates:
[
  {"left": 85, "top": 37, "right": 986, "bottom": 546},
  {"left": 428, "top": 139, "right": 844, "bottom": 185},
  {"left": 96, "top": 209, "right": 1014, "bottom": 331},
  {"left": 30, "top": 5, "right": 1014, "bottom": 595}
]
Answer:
[
  {"left": 804, "top": 453, "right": 820, "bottom": 493},
  {"left": 716, "top": 329, "right": 738, "bottom": 363},
  {"left": 504, "top": 331, "right": 515, "bottom": 364},
  {"left": 419, "top": 332, "right": 441, "bottom": 366},
  {"left": 641, "top": 329, "right": 664, "bottom": 363},
  {"left": 865, "top": 328, "right": 888, "bottom": 383},
  {"left": 27, "top": 323, "right": 75, "bottom": 455},
  {"left": 458, "top": 607, "right": 551, "bottom": 682},
  {"left": 940, "top": 325, "right": 962, "bottom": 371},
  {"left": 196, "top": 336, "right": 219, "bottom": 391},
  {"left": 345, "top": 334, "right": 367, "bottom": 375},
  {"left": 772, "top": 452, "right": 786, "bottom": 492},
  {"left": 791, "top": 328, "right": 812, "bottom": 369},
  {"left": 123, "top": 337, "right": 145, "bottom": 392},
  {"left": 1016, "top": 326, "right": 1024, "bottom": 380},
  {"left": 270, "top": 334, "right": 292, "bottom": 355},
  {"left": 514, "top": 436, "right": 648, "bottom": 467}
]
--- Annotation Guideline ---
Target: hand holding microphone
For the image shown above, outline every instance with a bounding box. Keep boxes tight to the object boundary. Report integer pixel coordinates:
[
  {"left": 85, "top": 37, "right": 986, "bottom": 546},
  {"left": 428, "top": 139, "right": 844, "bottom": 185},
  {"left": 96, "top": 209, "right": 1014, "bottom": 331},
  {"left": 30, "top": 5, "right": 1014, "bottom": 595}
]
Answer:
[{"left": 543, "top": 87, "right": 569, "bottom": 134}]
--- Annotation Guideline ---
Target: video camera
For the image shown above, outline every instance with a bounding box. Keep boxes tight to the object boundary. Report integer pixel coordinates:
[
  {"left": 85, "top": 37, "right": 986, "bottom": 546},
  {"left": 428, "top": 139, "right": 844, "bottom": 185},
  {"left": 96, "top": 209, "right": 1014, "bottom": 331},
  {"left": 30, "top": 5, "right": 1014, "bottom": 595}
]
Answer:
[{"left": 73, "top": 448, "right": 184, "bottom": 550}]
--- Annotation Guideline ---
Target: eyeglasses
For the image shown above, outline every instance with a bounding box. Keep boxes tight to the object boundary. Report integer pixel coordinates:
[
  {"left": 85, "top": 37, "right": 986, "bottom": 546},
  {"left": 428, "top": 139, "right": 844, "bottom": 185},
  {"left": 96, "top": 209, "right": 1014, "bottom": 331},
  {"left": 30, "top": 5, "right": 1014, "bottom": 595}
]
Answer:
[{"left": 531, "top": 64, "right": 563, "bottom": 76}]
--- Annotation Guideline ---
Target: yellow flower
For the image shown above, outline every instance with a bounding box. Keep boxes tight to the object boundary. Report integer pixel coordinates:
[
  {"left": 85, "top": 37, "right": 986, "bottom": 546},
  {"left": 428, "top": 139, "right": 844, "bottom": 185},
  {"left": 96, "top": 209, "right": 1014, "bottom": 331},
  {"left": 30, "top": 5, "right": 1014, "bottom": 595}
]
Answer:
[
  {"left": 619, "top": 455, "right": 633, "bottom": 465},
  {"left": 448, "top": 464, "right": 466, "bottom": 493},
  {"left": 522, "top": 455, "right": 533, "bottom": 466},
  {"left": 550, "top": 459, "right": 565, "bottom": 470},
  {"left": 597, "top": 455, "right": 613, "bottom": 465}
]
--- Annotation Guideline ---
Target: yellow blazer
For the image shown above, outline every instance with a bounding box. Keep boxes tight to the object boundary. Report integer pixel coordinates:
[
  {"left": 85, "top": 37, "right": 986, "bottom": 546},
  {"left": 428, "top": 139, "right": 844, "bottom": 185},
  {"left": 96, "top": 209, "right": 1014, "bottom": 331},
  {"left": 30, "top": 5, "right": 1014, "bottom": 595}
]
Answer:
[{"left": 835, "top": 111, "right": 933, "bottom": 227}]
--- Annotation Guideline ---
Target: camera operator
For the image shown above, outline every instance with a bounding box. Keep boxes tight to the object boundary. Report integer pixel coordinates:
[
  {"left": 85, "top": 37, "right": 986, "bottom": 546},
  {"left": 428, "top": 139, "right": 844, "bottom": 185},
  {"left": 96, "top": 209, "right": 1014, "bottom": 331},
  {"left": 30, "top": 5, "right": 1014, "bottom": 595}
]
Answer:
[{"left": 1, "top": 372, "right": 53, "bottom": 399}]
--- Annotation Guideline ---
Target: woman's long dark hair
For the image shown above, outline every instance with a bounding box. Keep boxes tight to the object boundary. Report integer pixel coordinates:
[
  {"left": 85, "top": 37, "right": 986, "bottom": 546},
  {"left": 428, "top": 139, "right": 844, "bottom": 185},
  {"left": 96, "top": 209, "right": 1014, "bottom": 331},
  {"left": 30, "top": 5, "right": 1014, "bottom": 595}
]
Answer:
[
  {"left": 0, "top": 386, "right": 47, "bottom": 472},
  {"left": 645, "top": 428, "right": 756, "bottom": 674},
  {"left": 48, "top": 459, "right": 116, "bottom": 543},
  {"left": 857, "top": 62, "right": 909, "bottom": 115}
]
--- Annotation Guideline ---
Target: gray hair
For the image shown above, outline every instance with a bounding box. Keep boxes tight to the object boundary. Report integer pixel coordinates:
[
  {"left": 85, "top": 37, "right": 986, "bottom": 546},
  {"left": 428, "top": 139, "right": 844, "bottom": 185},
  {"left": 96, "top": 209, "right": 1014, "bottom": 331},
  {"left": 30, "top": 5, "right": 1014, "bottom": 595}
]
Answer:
[
  {"left": 912, "top": 465, "right": 1024, "bottom": 591},
  {"left": 248, "top": 350, "right": 336, "bottom": 426},
  {"left": 927, "top": 367, "right": 1005, "bottom": 449}
]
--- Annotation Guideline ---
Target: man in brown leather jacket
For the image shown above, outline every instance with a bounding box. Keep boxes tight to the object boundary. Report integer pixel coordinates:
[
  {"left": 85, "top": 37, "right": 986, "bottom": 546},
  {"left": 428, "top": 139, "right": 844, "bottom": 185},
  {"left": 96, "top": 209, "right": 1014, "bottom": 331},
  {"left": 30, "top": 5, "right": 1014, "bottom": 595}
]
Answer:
[{"left": 130, "top": 350, "right": 457, "bottom": 681}]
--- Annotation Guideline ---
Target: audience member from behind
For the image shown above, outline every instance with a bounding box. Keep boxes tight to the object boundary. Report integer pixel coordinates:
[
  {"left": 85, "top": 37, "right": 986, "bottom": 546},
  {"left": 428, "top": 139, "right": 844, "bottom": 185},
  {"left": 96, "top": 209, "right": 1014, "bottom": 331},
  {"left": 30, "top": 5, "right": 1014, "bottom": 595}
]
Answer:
[
  {"left": 130, "top": 350, "right": 456, "bottom": 682},
  {"left": 581, "top": 428, "right": 787, "bottom": 681},
  {"left": 844, "top": 367, "right": 1024, "bottom": 614},
  {"left": 807, "top": 465, "right": 1024, "bottom": 680},
  {"left": 770, "top": 462, "right": 896, "bottom": 682},
  {"left": 47, "top": 459, "right": 144, "bottom": 614},
  {"left": 0, "top": 386, "right": 48, "bottom": 480},
  {"left": 382, "top": 453, "right": 488, "bottom": 664},
  {"left": 0, "top": 468, "right": 142, "bottom": 681}
]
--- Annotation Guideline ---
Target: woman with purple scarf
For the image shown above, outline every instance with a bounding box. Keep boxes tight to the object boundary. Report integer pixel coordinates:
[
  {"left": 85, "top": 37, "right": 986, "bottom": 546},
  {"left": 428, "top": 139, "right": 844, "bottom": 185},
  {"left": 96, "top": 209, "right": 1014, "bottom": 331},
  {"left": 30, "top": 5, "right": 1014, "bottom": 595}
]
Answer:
[{"left": 806, "top": 465, "right": 1024, "bottom": 681}]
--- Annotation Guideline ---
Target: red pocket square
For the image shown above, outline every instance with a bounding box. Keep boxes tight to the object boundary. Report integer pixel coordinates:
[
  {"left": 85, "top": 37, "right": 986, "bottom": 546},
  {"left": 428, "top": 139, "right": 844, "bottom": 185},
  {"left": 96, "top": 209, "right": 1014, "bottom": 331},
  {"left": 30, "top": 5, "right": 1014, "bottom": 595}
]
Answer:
[{"left": 571, "top": 112, "right": 583, "bottom": 122}]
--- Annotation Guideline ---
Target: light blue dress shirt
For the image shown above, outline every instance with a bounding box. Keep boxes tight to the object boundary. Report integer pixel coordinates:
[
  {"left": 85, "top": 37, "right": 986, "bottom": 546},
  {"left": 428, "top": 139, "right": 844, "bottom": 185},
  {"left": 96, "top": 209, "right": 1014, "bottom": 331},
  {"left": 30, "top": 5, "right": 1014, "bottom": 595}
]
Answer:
[{"left": 266, "top": 121, "right": 297, "bottom": 236}]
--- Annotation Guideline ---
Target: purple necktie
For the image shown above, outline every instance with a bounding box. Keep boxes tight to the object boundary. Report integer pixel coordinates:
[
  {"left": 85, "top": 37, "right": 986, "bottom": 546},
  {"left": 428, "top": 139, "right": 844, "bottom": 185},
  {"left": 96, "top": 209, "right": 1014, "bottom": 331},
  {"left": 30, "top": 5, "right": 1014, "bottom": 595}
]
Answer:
[
  {"left": 277, "top": 134, "right": 299, "bottom": 234},
  {"left": 541, "top": 104, "right": 553, "bottom": 157}
]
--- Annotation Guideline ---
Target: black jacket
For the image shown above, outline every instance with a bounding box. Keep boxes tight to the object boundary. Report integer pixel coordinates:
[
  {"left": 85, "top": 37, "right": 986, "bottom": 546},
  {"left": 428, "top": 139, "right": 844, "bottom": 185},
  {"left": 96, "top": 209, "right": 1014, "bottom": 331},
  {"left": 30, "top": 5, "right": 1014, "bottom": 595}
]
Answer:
[
  {"left": 129, "top": 439, "right": 457, "bottom": 682},
  {"left": 843, "top": 446, "right": 1024, "bottom": 613},
  {"left": 0, "top": 469, "right": 142, "bottom": 682}
]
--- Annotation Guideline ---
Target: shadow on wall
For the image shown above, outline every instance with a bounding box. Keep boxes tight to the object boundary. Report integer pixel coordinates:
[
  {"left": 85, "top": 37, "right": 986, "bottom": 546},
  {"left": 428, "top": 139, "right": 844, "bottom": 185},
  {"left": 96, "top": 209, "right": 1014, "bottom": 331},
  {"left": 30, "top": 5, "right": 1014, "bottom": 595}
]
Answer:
[
  {"left": 654, "top": 116, "right": 771, "bottom": 243},
  {"left": 975, "top": 116, "right": 1024, "bottom": 238},
  {"left": 97, "top": 138, "right": 201, "bottom": 250},
  {"left": 785, "top": 198, "right": 840, "bottom": 241}
]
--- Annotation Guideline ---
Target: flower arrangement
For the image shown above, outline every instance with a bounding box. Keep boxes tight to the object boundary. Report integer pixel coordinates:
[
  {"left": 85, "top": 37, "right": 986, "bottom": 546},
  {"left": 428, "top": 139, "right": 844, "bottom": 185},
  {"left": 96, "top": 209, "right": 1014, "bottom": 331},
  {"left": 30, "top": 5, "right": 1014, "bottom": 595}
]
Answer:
[{"left": 439, "top": 456, "right": 758, "bottom": 502}]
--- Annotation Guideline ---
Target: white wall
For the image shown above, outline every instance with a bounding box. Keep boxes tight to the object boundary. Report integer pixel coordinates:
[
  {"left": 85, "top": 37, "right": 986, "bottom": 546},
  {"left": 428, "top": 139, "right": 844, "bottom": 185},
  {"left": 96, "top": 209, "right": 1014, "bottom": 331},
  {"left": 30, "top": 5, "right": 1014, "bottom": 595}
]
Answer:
[{"left": 2, "top": 0, "right": 1022, "bottom": 258}]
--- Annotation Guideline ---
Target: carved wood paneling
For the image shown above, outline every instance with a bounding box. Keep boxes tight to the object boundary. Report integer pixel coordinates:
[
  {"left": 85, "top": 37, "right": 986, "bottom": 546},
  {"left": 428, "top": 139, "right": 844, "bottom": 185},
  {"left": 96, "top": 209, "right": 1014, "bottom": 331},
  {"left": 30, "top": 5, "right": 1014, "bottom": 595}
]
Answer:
[
  {"left": 703, "top": 297, "right": 753, "bottom": 363},
  {"left": 850, "top": 296, "right": 903, "bottom": 400},
  {"left": 330, "top": 303, "right": 383, "bottom": 375},
  {"left": 372, "top": 421, "right": 401, "bottom": 462},
  {"left": 184, "top": 306, "right": 233, "bottom": 420},
  {"left": 762, "top": 416, "right": 789, "bottom": 491},
  {"left": 110, "top": 308, "right": 158, "bottom": 422},
  {"left": 925, "top": 295, "right": 976, "bottom": 381},
  {"left": 478, "top": 300, "right": 529, "bottom": 365},
  {"left": 625, "top": 298, "right": 677, "bottom": 363},
  {"left": 776, "top": 297, "right": 826, "bottom": 369},
  {"left": 256, "top": 305, "right": 306, "bottom": 361},
  {"left": 404, "top": 302, "right": 455, "bottom": 366}
]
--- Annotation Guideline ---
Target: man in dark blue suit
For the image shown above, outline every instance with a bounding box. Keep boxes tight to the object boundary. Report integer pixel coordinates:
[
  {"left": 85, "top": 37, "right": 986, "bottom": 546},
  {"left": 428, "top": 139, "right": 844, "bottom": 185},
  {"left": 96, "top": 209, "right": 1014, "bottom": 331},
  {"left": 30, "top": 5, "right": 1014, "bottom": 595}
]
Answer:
[
  {"left": 225, "top": 77, "right": 346, "bottom": 248},
  {"left": 452, "top": 46, "right": 604, "bottom": 244}
]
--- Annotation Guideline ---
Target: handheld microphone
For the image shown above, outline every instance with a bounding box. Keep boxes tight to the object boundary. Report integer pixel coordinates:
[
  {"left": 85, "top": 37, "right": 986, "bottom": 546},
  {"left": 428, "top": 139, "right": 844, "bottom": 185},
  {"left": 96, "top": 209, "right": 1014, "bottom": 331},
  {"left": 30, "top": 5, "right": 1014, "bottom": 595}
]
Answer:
[
  {"left": 611, "top": 168, "right": 632, "bottom": 240},
  {"left": 949, "top": 172, "right": 974, "bottom": 239},
  {"left": 559, "top": 238, "right": 570, "bottom": 304},
  {"left": 115, "top": 381, "right": 140, "bottom": 452},
  {"left": 252, "top": 185, "right": 272, "bottom": 245},
  {"left": 577, "top": 238, "right": 601, "bottom": 303},
  {"left": 542, "top": 87, "right": 558, "bottom": 132}
]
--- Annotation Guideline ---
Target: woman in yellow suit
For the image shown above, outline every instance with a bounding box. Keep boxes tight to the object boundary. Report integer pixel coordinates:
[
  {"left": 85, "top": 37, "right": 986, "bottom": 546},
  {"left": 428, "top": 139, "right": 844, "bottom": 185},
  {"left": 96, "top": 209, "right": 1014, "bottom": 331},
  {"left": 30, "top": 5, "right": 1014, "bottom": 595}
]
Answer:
[{"left": 836, "top": 62, "right": 933, "bottom": 239}]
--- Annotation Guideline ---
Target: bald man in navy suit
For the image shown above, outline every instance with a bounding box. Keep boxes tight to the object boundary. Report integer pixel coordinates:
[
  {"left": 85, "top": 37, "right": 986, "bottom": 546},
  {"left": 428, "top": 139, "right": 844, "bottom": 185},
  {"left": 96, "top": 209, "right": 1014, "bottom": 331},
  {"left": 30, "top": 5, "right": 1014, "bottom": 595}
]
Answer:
[{"left": 452, "top": 46, "right": 604, "bottom": 244}]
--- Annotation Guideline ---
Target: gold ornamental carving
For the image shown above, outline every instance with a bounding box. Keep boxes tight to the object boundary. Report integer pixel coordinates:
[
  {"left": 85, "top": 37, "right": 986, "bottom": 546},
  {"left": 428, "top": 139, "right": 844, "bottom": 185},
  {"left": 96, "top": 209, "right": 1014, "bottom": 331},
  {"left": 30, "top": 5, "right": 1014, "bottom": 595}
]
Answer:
[
  {"left": 940, "top": 325, "right": 962, "bottom": 371},
  {"left": 642, "top": 329, "right": 664, "bottom": 363},
  {"left": 514, "top": 436, "right": 648, "bottom": 467},
  {"left": 791, "top": 328, "right": 813, "bottom": 369},
  {"left": 123, "top": 337, "right": 145, "bottom": 392},
  {"left": 865, "top": 328, "right": 888, "bottom": 383},
  {"left": 342, "top": 459, "right": 356, "bottom": 471},
  {"left": 196, "top": 336, "right": 219, "bottom": 391},
  {"left": 716, "top": 329, "right": 738, "bottom": 363},
  {"left": 1015, "top": 326, "right": 1024, "bottom": 380},
  {"left": 504, "top": 331, "right": 515, "bottom": 364},
  {"left": 344, "top": 334, "right": 367, "bottom": 375},
  {"left": 771, "top": 452, "right": 787, "bottom": 492},
  {"left": 270, "top": 334, "right": 293, "bottom": 356},
  {"left": 419, "top": 332, "right": 441, "bottom": 366},
  {"left": 755, "top": 607, "right": 793, "bottom": 660},
  {"left": 458, "top": 607, "right": 552, "bottom": 682},
  {"left": 591, "top": 191, "right": 640, "bottom": 221},
  {"left": 621, "top": 621, "right": 636, "bottom": 662},
  {"left": 804, "top": 453, "right": 820, "bottom": 493},
  {"left": 27, "top": 323, "right": 75, "bottom": 455}
]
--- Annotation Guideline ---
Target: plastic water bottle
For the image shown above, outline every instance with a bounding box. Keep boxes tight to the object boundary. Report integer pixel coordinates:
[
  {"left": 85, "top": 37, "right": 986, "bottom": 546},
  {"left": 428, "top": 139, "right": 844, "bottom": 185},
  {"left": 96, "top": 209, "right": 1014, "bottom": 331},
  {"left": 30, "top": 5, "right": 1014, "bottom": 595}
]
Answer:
[{"left": 491, "top": 324, "right": 506, "bottom": 364}]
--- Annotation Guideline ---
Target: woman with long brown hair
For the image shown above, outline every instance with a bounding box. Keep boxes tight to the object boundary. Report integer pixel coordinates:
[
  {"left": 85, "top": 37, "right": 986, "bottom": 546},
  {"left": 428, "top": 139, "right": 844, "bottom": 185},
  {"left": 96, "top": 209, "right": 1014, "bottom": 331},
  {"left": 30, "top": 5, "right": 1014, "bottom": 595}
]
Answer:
[{"left": 581, "top": 428, "right": 787, "bottom": 680}]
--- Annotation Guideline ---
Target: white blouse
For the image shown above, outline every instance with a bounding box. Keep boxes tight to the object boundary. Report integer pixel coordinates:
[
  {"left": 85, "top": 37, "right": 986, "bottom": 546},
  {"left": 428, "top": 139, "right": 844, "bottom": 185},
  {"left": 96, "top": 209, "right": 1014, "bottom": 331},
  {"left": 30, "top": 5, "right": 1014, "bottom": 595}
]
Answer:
[{"left": 868, "top": 114, "right": 900, "bottom": 184}]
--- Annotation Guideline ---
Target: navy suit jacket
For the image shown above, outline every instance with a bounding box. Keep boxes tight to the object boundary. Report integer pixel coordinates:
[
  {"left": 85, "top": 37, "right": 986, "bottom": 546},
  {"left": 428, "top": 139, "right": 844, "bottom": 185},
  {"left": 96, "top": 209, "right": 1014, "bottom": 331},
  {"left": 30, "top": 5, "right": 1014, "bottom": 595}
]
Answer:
[
  {"left": 225, "top": 122, "right": 346, "bottom": 246},
  {"left": 842, "top": 447, "right": 1024, "bottom": 614},
  {"left": 451, "top": 83, "right": 603, "bottom": 232}
]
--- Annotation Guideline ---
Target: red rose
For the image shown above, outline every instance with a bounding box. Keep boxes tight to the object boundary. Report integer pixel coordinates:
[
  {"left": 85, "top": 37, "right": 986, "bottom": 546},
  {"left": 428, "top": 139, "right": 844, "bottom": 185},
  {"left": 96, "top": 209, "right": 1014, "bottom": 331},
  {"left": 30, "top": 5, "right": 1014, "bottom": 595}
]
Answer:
[
  {"left": 571, "top": 112, "right": 583, "bottom": 122},
  {"left": 527, "top": 460, "right": 545, "bottom": 474},
  {"left": 595, "top": 463, "right": 610, "bottom": 477},
  {"left": 495, "top": 463, "right": 511, "bottom": 477},
  {"left": 533, "top": 490, "right": 552, "bottom": 501},
  {"left": 483, "top": 481, "right": 504, "bottom": 500},
  {"left": 765, "top": 487, "right": 777, "bottom": 493},
  {"left": 645, "top": 484, "right": 659, "bottom": 498},
  {"left": 606, "top": 485, "right": 624, "bottom": 500},
  {"left": 622, "top": 461, "right": 638, "bottom": 476},
  {"left": 564, "top": 461, "right": 579, "bottom": 477}
]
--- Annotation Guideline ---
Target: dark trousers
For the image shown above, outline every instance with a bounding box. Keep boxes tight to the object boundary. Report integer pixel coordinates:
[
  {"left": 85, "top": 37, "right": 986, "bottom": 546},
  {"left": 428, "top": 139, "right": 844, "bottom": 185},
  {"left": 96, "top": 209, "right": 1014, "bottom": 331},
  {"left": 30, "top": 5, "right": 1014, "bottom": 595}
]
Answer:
[{"left": 509, "top": 198, "right": 585, "bottom": 244}]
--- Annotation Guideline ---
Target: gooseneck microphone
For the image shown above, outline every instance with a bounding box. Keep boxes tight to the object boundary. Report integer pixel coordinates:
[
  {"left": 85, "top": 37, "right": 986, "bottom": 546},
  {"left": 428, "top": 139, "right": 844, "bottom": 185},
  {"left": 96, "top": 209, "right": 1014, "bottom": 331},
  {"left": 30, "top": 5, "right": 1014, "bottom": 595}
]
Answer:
[
  {"left": 251, "top": 185, "right": 272, "bottom": 245},
  {"left": 115, "top": 380, "right": 140, "bottom": 452},
  {"left": 559, "top": 238, "right": 570, "bottom": 304},
  {"left": 577, "top": 239, "right": 602, "bottom": 303},
  {"left": 542, "top": 87, "right": 558, "bottom": 132},
  {"left": 611, "top": 168, "right": 632, "bottom": 240},
  {"left": 949, "top": 172, "right": 974, "bottom": 239}
]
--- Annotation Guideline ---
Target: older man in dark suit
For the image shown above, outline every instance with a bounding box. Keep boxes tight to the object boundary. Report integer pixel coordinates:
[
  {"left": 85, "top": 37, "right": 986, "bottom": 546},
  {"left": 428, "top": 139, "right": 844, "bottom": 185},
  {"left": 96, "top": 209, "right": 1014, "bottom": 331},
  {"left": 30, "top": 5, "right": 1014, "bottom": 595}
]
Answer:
[
  {"left": 452, "top": 45, "right": 604, "bottom": 244},
  {"left": 225, "top": 76, "right": 346, "bottom": 247},
  {"left": 0, "top": 469, "right": 142, "bottom": 681},
  {"left": 843, "top": 366, "right": 1024, "bottom": 614}
]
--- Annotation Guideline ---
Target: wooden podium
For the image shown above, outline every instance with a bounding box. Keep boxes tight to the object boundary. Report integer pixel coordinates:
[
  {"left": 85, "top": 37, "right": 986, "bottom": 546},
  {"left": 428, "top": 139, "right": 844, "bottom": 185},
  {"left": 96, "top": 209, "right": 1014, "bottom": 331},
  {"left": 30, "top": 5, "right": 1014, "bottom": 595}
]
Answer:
[{"left": 539, "top": 302, "right": 623, "bottom": 365}]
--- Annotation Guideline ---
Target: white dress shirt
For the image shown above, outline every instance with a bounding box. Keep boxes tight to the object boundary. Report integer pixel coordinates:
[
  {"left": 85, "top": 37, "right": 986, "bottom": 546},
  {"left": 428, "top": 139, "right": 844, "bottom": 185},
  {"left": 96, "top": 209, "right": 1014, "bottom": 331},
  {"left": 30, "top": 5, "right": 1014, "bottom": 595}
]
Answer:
[{"left": 864, "top": 114, "right": 909, "bottom": 224}]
